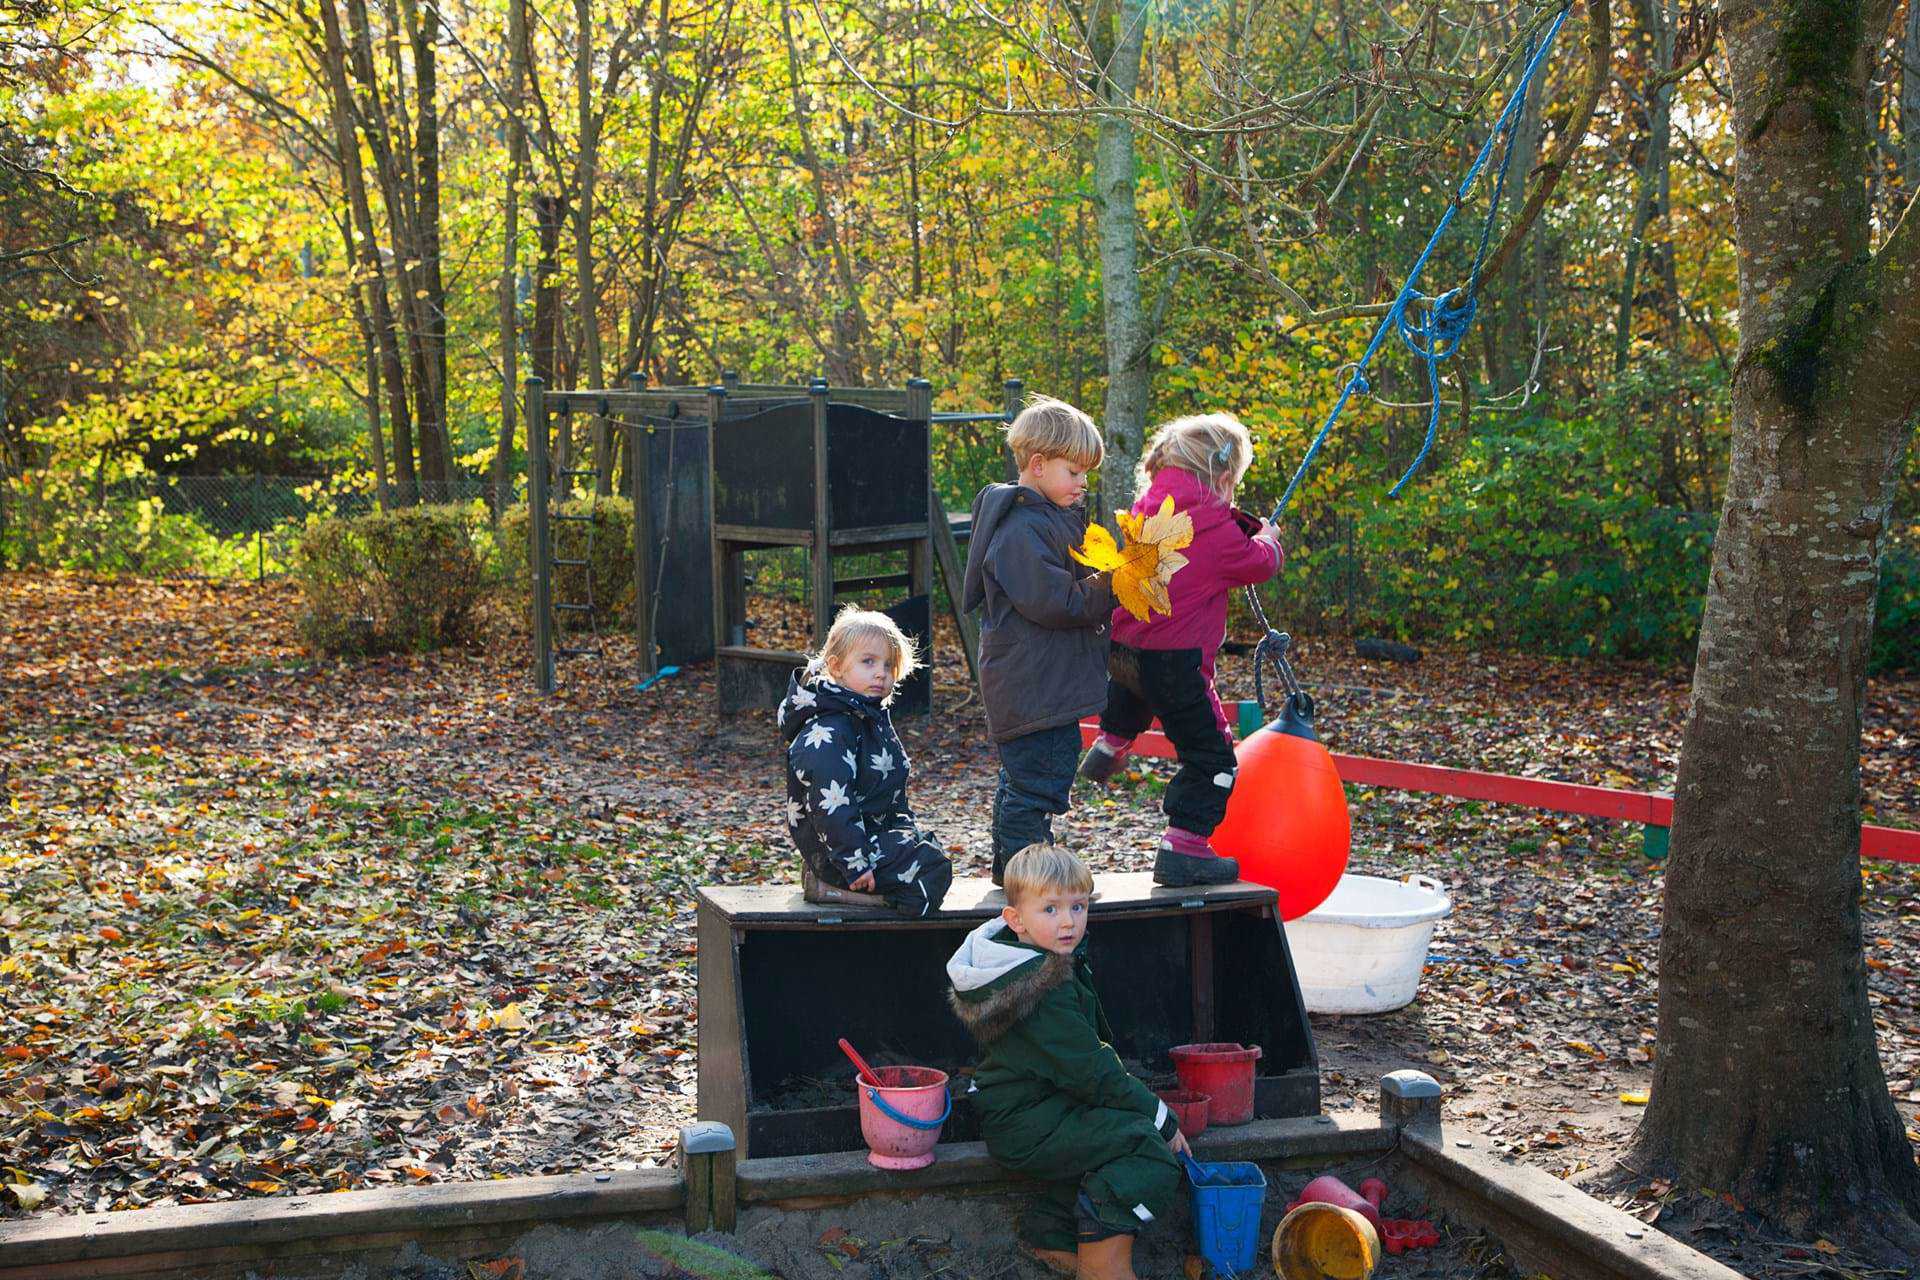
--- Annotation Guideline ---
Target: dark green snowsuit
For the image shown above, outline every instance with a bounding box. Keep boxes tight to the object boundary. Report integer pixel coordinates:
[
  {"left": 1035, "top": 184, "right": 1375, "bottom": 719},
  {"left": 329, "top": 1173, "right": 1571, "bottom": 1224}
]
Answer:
[{"left": 946, "top": 919, "right": 1182, "bottom": 1250}]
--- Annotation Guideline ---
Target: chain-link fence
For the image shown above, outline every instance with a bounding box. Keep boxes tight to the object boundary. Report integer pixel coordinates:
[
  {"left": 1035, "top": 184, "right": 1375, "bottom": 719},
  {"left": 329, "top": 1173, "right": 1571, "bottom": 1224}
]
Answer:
[{"left": 0, "top": 472, "right": 520, "bottom": 581}]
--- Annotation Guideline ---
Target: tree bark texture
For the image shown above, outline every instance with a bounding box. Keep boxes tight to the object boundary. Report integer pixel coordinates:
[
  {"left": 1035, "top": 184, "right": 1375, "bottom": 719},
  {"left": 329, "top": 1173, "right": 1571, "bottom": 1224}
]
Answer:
[
  {"left": 1613, "top": 0, "right": 1677, "bottom": 377},
  {"left": 1088, "top": 0, "right": 1151, "bottom": 520},
  {"left": 780, "top": 0, "right": 869, "bottom": 384},
  {"left": 1631, "top": 0, "right": 1920, "bottom": 1234},
  {"left": 319, "top": 0, "right": 416, "bottom": 505},
  {"left": 493, "top": 0, "right": 529, "bottom": 520},
  {"left": 404, "top": 0, "right": 452, "bottom": 498},
  {"left": 572, "top": 0, "right": 609, "bottom": 494},
  {"left": 1903, "top": 0, "right": 1920, "bottom": 184}
]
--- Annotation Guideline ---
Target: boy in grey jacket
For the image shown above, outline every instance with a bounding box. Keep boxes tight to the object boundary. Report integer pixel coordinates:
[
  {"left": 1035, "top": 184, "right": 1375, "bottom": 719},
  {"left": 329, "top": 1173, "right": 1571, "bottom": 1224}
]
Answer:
[{"left": 962, "top": 397, "right": 1115, "bottom": 884}]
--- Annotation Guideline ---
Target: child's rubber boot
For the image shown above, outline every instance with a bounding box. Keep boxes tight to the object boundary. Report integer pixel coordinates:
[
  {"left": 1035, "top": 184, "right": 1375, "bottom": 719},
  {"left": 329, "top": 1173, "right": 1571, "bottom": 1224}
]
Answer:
[
  {"left": 800, "top": 859, "right": 889, "bottom": 908},
  {"left": 1019, "top": 1246, "right": 1079, "bottom": 1277},
  {"left": 1151, "top": 827, "right": 1240, "bottom": 887},
  {"left": 1075, "top": 1194, "right": 1141, "bottom": 1280},
  {"left": 1074, "top": 1234, "right": 1139, "bottom": 1280},
  {"left": 1077, "top": 733, "right": 1134, "bottom": 785}
]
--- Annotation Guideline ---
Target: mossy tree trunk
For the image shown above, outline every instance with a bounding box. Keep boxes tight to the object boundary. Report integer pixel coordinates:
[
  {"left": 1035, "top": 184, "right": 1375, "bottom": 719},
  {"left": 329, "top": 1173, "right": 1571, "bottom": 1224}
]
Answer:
[{"left": 1629, "top": 0, "right": 1920, "bottom": 1238}]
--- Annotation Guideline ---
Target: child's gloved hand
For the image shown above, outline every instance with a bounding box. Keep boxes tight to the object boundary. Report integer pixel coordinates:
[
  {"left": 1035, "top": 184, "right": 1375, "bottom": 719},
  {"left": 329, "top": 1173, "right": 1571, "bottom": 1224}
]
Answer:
[
  {"left": 850, "top": 870, "right": 877, "bottom": 891},
  {"left": 1169, "top": 1129, "right": 1192, "bottom": 1157}
]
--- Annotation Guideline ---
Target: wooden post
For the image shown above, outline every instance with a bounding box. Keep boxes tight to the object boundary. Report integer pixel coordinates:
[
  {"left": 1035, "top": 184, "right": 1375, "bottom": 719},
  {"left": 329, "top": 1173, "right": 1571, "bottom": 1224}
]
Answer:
[
  {"left": 906, "top": 376, "right": 935, "bottom": 607},
  {"left": 809, "top": 378, "right": 834, "bottom": 645},
  {"left": 1379, "top": 1070, "right": 1442, "bottom": 1135},
  {"left": 706, "top": 384, "right": 732, "bottom": 662},
  {"left": 679, "top": 1121, "right": 737, "bottom": 1233},
  {"left": 1001, "top": 377, "right": 1025, "bottom": 482},
  {"left": 526, "top": 377, "right": 554, "bottom": 693},
  {"left": 628, "top": 371, "right": 656, "bottom": 679}
]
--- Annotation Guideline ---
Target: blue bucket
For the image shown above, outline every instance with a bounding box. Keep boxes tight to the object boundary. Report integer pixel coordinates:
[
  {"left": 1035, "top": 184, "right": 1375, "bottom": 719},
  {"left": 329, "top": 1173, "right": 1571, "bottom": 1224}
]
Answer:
[{"left": 1181, "top": 1152, "right": 1268, "bottom": 1276}]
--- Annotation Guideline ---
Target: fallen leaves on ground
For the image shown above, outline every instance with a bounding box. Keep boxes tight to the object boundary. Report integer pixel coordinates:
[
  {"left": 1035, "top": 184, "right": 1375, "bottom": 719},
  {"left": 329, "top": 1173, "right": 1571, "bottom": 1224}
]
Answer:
[{"left": 2, "top": 570, "right": 1916, "bottom": 1260}]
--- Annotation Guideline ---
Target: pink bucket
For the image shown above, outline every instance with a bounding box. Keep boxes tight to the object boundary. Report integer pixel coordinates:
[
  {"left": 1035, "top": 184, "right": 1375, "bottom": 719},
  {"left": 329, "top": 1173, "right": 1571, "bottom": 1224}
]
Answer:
[{"left": 855, "top": 1066, "right": 951, "bottom": 1169}]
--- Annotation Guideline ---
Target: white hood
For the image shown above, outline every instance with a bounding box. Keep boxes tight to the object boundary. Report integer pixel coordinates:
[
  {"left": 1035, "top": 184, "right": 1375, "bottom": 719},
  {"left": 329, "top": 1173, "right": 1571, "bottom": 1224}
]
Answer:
[{"left": 946, "top": 917, "right": 1042, "bottom": 994}]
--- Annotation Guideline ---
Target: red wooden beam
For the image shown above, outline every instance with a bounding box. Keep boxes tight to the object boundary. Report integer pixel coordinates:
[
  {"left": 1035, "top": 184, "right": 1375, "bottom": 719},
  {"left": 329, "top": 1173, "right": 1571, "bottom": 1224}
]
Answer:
[{"left": 1078, "top": 718, "right": 1920, "bottom": 865}]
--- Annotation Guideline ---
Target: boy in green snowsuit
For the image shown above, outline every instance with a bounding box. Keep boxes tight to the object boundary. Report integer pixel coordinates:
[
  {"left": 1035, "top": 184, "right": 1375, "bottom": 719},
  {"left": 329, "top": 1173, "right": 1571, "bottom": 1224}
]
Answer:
[{"left": 946, "top": 846, "right": 1188, "bottom": 1280}]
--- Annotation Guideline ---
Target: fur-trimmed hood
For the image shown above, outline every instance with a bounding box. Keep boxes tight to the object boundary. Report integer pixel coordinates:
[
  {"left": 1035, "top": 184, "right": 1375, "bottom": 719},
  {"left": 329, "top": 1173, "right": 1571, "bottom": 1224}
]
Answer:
[{"left": 946, "top": 919, "right": 1076, "bottom": 1044}]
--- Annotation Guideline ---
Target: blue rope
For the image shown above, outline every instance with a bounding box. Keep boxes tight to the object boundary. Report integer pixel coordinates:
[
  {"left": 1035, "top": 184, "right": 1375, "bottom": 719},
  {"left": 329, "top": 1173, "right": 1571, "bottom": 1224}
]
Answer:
[{"left": 1271, "top": 6, "right": 1571, "bottom": 520}]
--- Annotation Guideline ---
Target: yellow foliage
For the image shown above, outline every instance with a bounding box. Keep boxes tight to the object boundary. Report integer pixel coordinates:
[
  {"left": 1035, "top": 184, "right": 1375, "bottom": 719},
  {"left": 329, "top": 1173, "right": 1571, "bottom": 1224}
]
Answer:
[{"left": 1070, "top": 496, "right": 1193, "bottom": 621}]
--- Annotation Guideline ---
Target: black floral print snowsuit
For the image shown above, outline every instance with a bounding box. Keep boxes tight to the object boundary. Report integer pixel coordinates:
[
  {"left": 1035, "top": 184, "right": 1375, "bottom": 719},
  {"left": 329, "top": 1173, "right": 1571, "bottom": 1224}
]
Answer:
[{"left": 779, "top": 669, "right": 953, "bottom": 917}]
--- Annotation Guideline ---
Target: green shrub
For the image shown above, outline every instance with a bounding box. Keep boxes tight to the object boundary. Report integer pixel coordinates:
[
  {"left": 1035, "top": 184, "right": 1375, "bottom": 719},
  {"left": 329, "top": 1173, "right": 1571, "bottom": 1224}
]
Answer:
[
  {"left": 2, "top": 491, "right": 272, "bottom": 578},
  {"left": 1260, "top": 417, "right": 1714, "bottom": 659},
  {"left": 498, "top": 495, "right": 633, "bottom": 628},
  {"left": 1871, "top": 534, "right": 1920, "bottom": 674},
  {"left": 294, "top": 505, "right": 484, "bottom": 655}
]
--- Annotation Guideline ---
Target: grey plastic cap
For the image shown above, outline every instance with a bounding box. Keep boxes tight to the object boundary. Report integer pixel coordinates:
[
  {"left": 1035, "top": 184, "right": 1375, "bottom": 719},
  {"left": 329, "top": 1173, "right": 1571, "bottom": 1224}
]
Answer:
[
  {"left": 680, "top": 1122, "right": 736, "bottom": 1155},
  {"left": 1379, "top": 1070, "right": 1443, "bottom": 1134},
  {"left": 1381, "top": 1070, "right": 1443, "bottom": 1100}
]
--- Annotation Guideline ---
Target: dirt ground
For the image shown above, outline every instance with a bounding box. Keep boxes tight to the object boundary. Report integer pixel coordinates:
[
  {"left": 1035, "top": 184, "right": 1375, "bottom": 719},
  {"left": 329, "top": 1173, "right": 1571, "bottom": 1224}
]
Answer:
[
  {"left": 331, "top": 1153, "right": 1519, "bottom": 1280},
  {"left": 5, "top": 572, "right": 1918, "bottom": 1277}
]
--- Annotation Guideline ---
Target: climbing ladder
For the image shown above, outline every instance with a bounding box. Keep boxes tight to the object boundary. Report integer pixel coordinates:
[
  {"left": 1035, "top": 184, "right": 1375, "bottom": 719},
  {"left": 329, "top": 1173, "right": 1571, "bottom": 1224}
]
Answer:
[{"left": 527, "top": 381, "right": 612, "bottom": 689}]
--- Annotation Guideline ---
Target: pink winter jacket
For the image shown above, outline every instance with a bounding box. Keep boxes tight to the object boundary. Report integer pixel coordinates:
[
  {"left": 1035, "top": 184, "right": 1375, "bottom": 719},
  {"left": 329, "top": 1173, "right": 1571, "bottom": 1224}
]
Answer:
[{"left": 1109, "top": 467, "right": 1284, "bottom": 664}]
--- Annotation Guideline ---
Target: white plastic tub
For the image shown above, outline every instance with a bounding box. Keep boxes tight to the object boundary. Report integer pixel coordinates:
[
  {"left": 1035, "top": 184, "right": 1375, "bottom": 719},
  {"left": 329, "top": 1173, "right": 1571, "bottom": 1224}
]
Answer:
[{"left": 1285, "top": 874, "right": 1453, "bottom": 1014}]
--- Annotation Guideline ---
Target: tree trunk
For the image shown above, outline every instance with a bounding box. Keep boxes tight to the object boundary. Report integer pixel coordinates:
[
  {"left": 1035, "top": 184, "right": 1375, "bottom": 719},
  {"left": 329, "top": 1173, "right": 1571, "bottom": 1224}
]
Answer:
[
  {"left": 493, "top": 0, "right": 529, "bottom": 520},
  {"left": 1088, "top": 0, "right": 1151, "bottom": 520},
  {"left": 572, "top": 0, "right": 609, "bottom": 494},
  {"left": 1903, "top": 0, "right": 1920, "bottom": 184},
  {"left": 403, "top": 0, "right": 451, "bottom": 499},
  {"left": 1630, "top": 0, "right": 1920, "bottom": 1239},
  {"left": 346, "top": 255, "right": 391, "bottom": 512},
  {"left": 1493, "top": 82, "right": 1543, "bottom": 389},
  {"left": 1612, "top": 0, "right": 1675, "bottom": 377},
  {"left": 341, "top": 0, "right": 429, "bottom": 504},
  {"left": 780, "top": 0, "right": 868, "bottom": 383},
  {"left": 320, "top": 0, "right": 413, "bottom": 506}
]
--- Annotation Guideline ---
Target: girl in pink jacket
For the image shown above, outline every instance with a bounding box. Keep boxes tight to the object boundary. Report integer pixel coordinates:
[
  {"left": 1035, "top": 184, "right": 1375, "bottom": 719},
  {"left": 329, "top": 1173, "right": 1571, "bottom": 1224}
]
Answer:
[{"left": 1079, "top": 414, "right": 1284, "bottom": 886}]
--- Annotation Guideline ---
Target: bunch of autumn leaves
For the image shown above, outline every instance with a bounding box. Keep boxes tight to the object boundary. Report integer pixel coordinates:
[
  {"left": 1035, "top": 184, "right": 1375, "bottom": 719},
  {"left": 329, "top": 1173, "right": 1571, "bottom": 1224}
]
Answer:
[{"left": 1071, "top": 496, "right": 1193, "bottom": 622}]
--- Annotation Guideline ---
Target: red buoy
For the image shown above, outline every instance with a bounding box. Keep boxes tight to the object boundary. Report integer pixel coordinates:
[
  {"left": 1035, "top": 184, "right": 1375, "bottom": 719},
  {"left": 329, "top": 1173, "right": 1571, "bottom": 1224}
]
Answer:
[{"left": 1213, "top": 696, "right": 1350, "bottom": 920}]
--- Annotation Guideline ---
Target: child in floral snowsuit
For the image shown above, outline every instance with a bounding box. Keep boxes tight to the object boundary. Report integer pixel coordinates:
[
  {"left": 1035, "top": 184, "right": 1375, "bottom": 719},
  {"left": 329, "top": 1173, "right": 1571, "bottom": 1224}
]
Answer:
[{"left": 780, "top": 607, "right": 953, "bottom": 917}]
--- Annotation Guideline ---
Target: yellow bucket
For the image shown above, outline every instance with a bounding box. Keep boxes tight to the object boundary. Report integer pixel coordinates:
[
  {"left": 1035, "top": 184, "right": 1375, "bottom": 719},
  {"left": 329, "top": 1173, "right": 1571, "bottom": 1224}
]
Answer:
[{"left": 1271, "top": 1202, "right": 1382, "bottom": 1280}]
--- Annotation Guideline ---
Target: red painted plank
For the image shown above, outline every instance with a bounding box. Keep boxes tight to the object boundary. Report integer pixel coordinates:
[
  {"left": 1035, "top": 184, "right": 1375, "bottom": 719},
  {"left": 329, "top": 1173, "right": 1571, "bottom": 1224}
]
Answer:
[
  {"left": 1077, "top": 718, "right": 1919, "bottom": 865},
  {"left": 1326, "top": 754, "right": 1669, "bottom": 824},
  {"left": 1865, "top": 825, "right": 1920, "bottom": 864}
]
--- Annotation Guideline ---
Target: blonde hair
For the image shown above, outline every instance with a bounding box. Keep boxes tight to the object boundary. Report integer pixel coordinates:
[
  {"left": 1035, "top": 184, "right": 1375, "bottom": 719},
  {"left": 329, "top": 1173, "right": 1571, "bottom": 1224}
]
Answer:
[
  {"left": 809, "top": 605, "right": 920, "bottom": 696},
  {"left": 1140, "top": 413, "right": 1254, "bottom": 501},
  {"left": 1002, "top": 843, "right": 1094, "bottom": 906},
  {"left": 1007, "top": 396, "right": 1104, "bottom": 471}
]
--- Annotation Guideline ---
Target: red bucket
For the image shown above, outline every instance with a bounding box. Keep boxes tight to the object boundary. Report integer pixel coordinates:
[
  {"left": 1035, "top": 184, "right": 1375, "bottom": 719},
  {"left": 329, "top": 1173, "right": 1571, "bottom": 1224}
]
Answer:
[
  {"left": 1156, "top": 1088, "right": 1211, "bottom": 1138},
  {"left": 1170, "top": 1043, "right": 1262, "bottom": 1126}
]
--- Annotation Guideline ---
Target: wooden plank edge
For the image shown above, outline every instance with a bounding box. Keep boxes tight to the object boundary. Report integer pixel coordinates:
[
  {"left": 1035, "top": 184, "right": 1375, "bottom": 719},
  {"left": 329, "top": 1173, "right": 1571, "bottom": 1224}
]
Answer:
[
  {"left": 1398, "top": 1133, "right": 1745, "bottom": 1280},
  {"left": 0, "top": 1169, "right": 684, "bottom": 1268},
  {"left": 737, "top": 1113, "right": 1391, "bottom": 1205}
]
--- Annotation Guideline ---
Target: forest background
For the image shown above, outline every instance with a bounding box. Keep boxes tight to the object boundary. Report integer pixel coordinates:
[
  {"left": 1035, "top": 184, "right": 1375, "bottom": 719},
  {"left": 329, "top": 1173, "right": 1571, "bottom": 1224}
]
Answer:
[{"left": 4, "top": 0, "right": 1919, "bottom": 666}]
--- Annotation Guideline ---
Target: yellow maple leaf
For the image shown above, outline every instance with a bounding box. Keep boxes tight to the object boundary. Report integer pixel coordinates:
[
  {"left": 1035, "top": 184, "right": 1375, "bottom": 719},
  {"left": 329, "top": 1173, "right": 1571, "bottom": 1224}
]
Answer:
[{"left": 1071, "top": 496, "right": 1194, "bottom": 621}]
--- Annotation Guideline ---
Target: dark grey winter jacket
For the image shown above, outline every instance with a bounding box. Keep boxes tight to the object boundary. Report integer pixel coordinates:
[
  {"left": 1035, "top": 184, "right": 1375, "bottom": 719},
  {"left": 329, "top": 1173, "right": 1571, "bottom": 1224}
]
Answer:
[
  {"left": 779, "top": 669, "right": 920, "bottom": 886},
  {"left": 961, "top": 483, "right": 1115, "bottom": 743}
]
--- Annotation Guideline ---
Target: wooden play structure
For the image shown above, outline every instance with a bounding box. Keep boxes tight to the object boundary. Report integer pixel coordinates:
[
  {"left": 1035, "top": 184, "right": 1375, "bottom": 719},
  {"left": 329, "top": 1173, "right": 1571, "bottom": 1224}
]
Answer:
[
  {"left": 524, "top": 375, "right": 715, "bottom": 692},
  {"left": 526, "top": 373, "right": 1023, "bottom": 707},
  {"left": 695, "top": 874, "right": 1320, "bottom": 1161}
]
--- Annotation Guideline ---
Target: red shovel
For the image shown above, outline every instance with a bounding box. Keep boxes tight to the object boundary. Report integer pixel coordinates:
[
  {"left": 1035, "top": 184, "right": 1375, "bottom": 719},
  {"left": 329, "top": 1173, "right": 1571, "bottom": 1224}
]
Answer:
[{"left": 838, "top": 1037, "right": 883, "bottom": 1087}]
